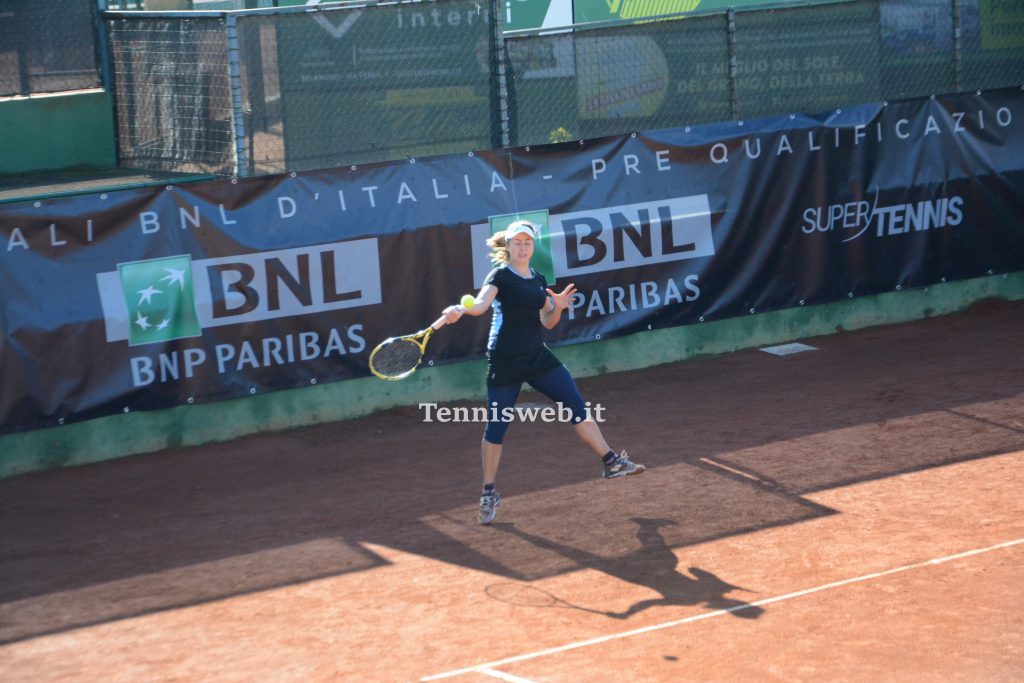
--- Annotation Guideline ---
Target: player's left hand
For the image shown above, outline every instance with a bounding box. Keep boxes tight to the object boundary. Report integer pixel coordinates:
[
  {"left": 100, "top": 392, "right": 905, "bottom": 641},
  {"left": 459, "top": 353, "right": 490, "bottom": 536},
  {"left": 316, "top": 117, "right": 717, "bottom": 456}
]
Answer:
[{"left": 546, "top": 284, "right": 577, "bottom": 311}]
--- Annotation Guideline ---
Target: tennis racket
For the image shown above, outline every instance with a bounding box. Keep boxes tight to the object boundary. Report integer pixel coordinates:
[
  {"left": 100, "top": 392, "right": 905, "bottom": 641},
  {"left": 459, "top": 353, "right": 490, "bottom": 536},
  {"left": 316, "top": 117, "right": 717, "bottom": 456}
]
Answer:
[{"left": 368, "top": 315, "right": 448, "bottom": 380}]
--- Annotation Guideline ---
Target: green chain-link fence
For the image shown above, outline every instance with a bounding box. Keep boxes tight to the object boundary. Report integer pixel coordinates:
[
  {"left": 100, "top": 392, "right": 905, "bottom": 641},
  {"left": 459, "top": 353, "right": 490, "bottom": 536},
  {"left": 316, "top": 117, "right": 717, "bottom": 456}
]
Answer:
[
  {"left": 506, "top": 0, "right": 1023, "bottom": 147},
  {"left": 107, "top": 15, "right": 236, "bottom": 174},
  {"left": 95, "top": 0, "right": 1024, "bottom": 175},
  {"left": 0, "top": 0, "right": 102, "bottom": 96},
  {"left": 235, "top": 0, "right": 498, "bottom": 175},
  {"left": 506, "top": 12, "right": 732, "bottom": 146}
]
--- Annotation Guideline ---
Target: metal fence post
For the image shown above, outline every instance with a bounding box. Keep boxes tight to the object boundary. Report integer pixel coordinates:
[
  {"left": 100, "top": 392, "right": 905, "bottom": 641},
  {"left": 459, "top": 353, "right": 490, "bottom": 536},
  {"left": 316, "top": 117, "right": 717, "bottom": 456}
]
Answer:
[
  {"left": 952, "top": 0, "right": 963, "bottom": 93},
  {"left": 225, "top": 14, "right": 249, "bottom": 178},
  {"left": 727, "top": 8, "right": 739, "bottom": 121},
  {"left": 95, "top": 0, "right": 113, "bottom": 92},
  {"left": 16, "top": 6, "right": 30, "bottom": 95},
  {"left": 491, "top": 0, "right": 512, "bottom": 149},
  {"left": 95, "top": 0, "right": 122, "bottom": 167}
]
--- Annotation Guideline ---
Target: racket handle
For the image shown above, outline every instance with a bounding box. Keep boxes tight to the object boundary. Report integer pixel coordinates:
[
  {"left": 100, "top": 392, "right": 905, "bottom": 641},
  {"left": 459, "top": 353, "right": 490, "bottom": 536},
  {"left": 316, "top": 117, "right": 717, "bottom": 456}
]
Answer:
[{"left": 430, "top": 314, "right": 449, "bottom": 330}]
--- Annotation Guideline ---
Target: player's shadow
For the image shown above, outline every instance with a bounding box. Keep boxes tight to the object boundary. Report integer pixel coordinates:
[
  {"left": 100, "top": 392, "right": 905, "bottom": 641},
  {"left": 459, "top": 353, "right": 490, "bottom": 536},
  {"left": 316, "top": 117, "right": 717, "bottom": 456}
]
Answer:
[{"left": 492, "top": 517, "right": 763, "bottom": 620}]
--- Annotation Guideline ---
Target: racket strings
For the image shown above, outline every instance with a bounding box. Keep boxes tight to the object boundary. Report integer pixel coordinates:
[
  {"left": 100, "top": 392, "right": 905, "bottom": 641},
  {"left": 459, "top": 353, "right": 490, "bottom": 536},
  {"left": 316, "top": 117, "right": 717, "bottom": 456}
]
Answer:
[{"left": 370, "top": 338, "right": 423, "bottom": 377}]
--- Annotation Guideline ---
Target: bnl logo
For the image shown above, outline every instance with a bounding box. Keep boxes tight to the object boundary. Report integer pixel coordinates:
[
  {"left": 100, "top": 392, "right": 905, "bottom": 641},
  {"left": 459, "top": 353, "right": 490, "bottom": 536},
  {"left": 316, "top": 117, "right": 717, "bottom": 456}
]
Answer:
[
  {"left": 99, "top": 239, "right": 382, "bottom": 346},
  {"left": 473, "top": 195, "right": 714, "bottom": 286},
  {"left": 118, "top": 256, "right": 200, "bottom": 346}
]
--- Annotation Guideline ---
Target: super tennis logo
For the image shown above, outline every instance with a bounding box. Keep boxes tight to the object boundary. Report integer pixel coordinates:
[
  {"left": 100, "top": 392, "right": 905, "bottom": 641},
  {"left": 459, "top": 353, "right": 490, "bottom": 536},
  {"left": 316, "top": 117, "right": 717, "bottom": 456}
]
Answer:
[{"left": 801, "top": 192, "right": 964, "bottom": 243}]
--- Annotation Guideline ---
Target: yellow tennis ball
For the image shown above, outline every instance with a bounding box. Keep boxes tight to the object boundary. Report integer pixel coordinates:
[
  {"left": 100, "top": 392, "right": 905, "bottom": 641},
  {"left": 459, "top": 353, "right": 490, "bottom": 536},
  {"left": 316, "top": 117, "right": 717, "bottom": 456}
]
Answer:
[{"left": 460, "top": 294, "right": 476, "bottom": 308}]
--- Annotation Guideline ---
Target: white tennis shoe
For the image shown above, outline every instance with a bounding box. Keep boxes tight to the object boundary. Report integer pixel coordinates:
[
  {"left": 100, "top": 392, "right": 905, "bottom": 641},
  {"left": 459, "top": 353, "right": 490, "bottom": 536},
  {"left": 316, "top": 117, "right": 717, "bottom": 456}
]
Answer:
[
  {"left": 478, "top": 491, "right": 501, "bottom": 525},
  {"left": 603, "top": 451, "right": 646, "bottom": 478}
]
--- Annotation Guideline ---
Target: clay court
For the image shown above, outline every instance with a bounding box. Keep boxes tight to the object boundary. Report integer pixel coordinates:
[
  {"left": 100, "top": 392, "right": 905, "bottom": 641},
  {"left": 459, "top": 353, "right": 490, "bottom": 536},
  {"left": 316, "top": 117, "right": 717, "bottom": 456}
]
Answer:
[{"left": 2, "top": 300, "right": 1023, "bottom": 682}]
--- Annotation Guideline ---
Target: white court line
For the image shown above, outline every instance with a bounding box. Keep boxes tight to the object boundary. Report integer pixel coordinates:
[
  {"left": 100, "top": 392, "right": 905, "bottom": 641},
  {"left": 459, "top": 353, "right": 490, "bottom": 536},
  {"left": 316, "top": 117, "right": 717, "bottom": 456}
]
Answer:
[
  {"left": 479, "top": 668, "right": 538, "bottom": 683},
  {"left": 699, "top": 457, "right": 764, "bottom": 482},
  {"left": 422, "top": 537, "right": 1024, "bottom": 681}
]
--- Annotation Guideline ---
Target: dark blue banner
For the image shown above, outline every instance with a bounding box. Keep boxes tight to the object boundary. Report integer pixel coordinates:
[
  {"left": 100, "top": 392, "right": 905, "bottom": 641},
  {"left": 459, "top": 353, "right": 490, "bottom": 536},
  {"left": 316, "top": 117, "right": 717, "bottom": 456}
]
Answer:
[{"left": 1, "top": 88, "right": 1023, "bottom": 434}]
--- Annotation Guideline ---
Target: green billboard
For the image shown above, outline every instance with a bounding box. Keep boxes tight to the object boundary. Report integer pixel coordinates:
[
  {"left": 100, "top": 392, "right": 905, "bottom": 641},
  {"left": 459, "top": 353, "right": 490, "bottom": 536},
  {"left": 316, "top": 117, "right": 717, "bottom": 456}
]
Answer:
[
  {"left": 574, "top": 0, "right": 828, "bottom": 24},
  {"left": 502, "top": 0, "right": 573, "bottom": 31}
]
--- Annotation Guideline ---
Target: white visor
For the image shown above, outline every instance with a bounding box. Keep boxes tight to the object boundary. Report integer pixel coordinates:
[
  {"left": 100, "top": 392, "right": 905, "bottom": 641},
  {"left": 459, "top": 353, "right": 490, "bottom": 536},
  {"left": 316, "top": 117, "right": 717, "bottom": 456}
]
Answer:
[{"left": 504, "top": 221, "right": 537, "bottom": 239}]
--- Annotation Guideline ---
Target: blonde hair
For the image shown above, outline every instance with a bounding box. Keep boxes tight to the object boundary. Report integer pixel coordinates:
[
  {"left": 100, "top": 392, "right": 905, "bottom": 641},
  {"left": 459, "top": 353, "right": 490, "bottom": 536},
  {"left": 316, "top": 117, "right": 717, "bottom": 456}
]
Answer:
[
  {"left": 486, "top": 231, "right": 510, "bottom": 264},
  {"left": 488, "top": 220, "right": 537, "bottom": 265}
]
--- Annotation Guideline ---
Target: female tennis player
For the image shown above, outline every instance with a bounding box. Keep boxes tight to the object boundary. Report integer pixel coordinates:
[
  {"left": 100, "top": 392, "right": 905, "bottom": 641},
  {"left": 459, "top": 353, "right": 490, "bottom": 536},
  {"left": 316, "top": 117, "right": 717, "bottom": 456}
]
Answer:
[{"left": 442, "top": 219, "right": 645, "bottom": 525}]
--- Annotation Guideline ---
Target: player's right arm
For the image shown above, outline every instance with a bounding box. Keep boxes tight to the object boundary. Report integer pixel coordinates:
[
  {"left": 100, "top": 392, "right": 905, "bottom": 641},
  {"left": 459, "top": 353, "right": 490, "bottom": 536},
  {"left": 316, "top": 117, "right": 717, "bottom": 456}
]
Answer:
[{"left": 443, "top": 284, "right": 497, "bottom": 323}]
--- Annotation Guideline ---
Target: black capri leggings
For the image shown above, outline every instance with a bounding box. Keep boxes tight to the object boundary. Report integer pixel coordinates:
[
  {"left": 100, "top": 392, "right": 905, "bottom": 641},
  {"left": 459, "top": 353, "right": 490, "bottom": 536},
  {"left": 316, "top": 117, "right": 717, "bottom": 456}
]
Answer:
[{"left": 483, "top": 364, "right": 588, "bottom": 444}]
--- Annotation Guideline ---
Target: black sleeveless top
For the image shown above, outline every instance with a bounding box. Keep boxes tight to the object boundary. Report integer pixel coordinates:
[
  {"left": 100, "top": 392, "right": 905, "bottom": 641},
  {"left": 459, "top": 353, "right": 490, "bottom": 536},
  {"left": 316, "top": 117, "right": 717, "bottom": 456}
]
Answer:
[{"left": 484, "top": 265, "right": 562, "bottom": 386}]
